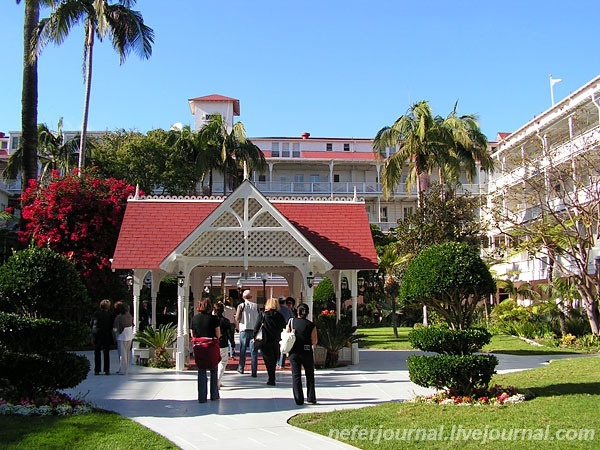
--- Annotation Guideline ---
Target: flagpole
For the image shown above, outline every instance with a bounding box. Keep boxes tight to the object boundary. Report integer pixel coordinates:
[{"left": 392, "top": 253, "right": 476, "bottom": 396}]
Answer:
[{"left": 549, "top": 74, "right": 562, "bottom": 106}]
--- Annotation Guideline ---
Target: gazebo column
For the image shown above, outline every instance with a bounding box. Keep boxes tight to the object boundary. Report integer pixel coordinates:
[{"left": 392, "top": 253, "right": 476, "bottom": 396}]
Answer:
[
  {"left": 176, "top": 271, "right": 187, "bottom": 372},
  {"left": 350, "top": 271, "right": 359, "bottom": 365},
  {"left": 132, "top": 272, "right": 141, "bottom": 336}
]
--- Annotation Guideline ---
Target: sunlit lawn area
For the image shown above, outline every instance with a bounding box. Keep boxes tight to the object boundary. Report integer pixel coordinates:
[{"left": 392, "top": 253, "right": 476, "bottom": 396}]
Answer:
[
  {"left": 0, "top": 410, "right": 177, "bottom": 450},
  {"left": 358, "top": 327, "right": 586, "bottom": 355},
  {"left": 290, "top": 356, "right": 600, "bottom": 449}
]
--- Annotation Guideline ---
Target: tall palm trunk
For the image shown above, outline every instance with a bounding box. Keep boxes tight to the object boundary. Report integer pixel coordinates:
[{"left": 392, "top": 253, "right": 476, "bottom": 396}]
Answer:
[
  {"left": 21, "top": 0, "right": 40, "bottom": 194},
  {"left": 78, "top": 20, "right": 94, "bottom": 173}
]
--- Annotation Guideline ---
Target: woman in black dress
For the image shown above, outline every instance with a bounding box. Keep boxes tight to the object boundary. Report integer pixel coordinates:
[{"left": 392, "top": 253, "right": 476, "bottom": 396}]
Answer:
[
  {"left": 91, "top": 299, "right": 114, "bottom": 375},
  {"left": 287, "top": 303, "right": 318, "bottom": 405},
  {"left": 254, "top": 297, "right": 286, "bottom": 386},
  {"left": 190, "top": 298, "right": 221, "bottom": 403}
]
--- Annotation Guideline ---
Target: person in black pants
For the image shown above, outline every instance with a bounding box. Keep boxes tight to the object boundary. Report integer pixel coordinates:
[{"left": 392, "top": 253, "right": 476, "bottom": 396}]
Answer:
[
  {"left": 91, "top": 299, "right": 114, "bottom": 375},
  {"left": 190, "top": 298, "right": 221, "bottom": 403},
  {"left": 287, "top": 303, "right": 318, "bottom": 405},
  {"left": 254, "top": 297, "right": 286, "bottom": 385}
]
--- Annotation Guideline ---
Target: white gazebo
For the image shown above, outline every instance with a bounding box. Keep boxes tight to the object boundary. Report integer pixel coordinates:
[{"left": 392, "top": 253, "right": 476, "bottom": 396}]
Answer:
[{"left": 112, "top": 180, "right": 378, "bottom": 371}]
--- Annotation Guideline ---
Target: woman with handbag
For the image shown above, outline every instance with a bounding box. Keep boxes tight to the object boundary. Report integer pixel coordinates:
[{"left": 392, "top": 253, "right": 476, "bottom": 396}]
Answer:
[
  {"left": 191, "top": 298, "right": 221, "bottom": 403},
  {"left": 287, "top": 303, "right": 318, "bottom": 405},
  {"left": 253, "top": 297, "right": 286, "bottom": 386}
]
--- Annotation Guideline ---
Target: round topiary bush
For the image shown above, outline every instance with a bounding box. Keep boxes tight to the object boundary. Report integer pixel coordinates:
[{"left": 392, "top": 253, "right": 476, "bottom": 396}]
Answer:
[
  {"left": 408, "top": 326, "right": 492, "bottom": 355},
  {"left": 407, "top": 353, "right": 499, "bottom": 396},
  {"left": 0, "top": 246, "right": 89, "bottom": 322},
  {"left": 399, "top": 242, "right": 496, "bottom": 330}
]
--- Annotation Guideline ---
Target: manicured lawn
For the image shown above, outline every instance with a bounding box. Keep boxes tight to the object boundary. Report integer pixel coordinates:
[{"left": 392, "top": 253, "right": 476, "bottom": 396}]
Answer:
[
  {"left": 289, "top": 356, "right": 600, "bottom": 449},
  {"left": 358, "top": 327, "right": 586, "bottom": 355},
  {"left": 0, "top": 409, "right": 177, "bottom": 450}
]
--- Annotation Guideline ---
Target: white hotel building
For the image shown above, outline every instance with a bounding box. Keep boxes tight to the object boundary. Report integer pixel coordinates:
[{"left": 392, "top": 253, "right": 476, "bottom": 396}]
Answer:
[{"left": 4, "top": 74, "right": 600, "bottom": 289}]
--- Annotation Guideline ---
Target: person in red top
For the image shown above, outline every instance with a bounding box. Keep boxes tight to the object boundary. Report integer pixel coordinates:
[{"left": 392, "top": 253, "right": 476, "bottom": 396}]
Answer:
[{"left": 191, "top": 298, "right": 221, "bottom": 403}]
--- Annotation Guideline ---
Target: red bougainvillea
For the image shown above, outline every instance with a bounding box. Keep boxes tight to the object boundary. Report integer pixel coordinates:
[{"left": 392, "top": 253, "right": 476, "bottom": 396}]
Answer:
[{"left": 19, "top": 170, "right": 136, "bottom": 283}]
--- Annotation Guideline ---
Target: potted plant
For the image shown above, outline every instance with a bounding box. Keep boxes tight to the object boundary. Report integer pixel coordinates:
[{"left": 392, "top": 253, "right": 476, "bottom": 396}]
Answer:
[
  {"left": 134, "top": 324, "right": 177, "bottom": 368},
  {"left": 315, "top": 310, "right": 360, "bottom": 368}
]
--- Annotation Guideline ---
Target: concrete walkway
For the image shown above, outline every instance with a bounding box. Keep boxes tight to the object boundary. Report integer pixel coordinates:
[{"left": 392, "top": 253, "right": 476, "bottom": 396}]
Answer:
[{"left": 65, "top": 349, "right": 581, "bottom": 450}]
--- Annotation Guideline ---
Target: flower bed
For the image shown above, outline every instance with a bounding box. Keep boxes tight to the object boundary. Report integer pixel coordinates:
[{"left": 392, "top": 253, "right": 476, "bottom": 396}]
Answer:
[
  {"left": 0, "top": 392, "right": 92, "bottom": 416},
  {"left": 411, "top": 385, "right": 531, "bottom": 406}
]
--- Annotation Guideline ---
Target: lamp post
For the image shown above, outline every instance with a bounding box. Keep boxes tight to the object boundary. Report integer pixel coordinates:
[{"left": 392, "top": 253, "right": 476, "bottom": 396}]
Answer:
[
  {"left": 261, "top": 273, "right": 268, "bottom": 304},
  {"left": 306, "top": 272, "right": 314, "bottom": 288}
]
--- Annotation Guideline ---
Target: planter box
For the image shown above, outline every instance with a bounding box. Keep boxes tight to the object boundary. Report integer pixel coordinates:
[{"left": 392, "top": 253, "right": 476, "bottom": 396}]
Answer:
[
  {"left": 313, "top": 346, "right": 327, "bottom": 366},
  {"left": 338, "top": 347, "right": 352, "bottom": 363},
  {"left": 133, "top": 348, "right": 150, "bottom": 365}
]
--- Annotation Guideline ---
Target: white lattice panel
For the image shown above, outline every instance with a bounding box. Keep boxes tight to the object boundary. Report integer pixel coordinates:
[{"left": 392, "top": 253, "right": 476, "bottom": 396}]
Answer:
[
  {"left": 248, "top": 231, "right": 308, "bottom": 258},
  {"left": 183, "top": 231, "right": 244, "bottom": 257},
  {"left": 210, "top": 211, "right": 240, "bottom": 227},
  {"left": 248, "top": 198, "right": 262, "bottom": 218},
  {"left": 254, "top": 211, "right": 282, "bottom": 228},
  {"left": 231, "top": 198, "right": 245, "bottom": 217}
]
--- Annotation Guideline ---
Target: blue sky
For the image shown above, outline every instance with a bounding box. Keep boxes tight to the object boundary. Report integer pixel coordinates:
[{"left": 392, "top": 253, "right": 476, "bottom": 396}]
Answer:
[{"left": 1, "top": 0, "right": 599, "bottom": 141}]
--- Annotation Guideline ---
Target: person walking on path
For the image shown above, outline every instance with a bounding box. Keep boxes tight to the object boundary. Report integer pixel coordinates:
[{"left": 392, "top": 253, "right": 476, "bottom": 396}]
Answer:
[
  {"left": 113, "top": 301, "right": 134, "bottom": 375},
  {"left": 191, "top": 298, "right": 221, "bottom": 403},
  {"left": 288, "top": 303, "right": 318, "bottom": 405},
  {"left": 254, "top": 298, "right": 286, "bottom": 385},
  {"left": 213, "top": 301, "right": 232, "bottom": 388},
  {"left": 223, "top": 297, "right": 237, "bottom": 357},
  {"left": 277, "top": 297, "right": 295, "bottom": 369},
  {"left": 235, "top": 290, "right": 259, "bottom": 376},
  {"left": 91, "top": 299, "right": 114, "bottom": 375}
]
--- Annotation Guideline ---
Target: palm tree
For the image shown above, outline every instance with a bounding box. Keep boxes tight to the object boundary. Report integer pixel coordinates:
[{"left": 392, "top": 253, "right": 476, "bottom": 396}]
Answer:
[
  {"left": 37, "top": 118, "right": 80, "bottom": 182},
  {"left": 16, "top": 0, "right": 55, "bottom": 194},
  {"left": 373, "top": 101, "right": 438, "bottom": 204},
  {"left": 373, "top": 100, "right": 493, "bottom": 205},
  {"left": 197, "top": 114, "right": 266, "bottom": 195},
  {"left": 378, "top": 244, "right": 409, "bottom": 338},
  {"left": 34, "top": 0, "right": 154, "bottom": 173},
  {"left": 3, "top": 118, "right": 78, "bottom": 185}
]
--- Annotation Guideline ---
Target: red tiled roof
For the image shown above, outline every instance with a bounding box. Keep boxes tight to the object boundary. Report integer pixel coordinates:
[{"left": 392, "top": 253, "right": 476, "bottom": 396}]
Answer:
[{"left": 112, "top": 199, "right": 378, "bottom": 271}]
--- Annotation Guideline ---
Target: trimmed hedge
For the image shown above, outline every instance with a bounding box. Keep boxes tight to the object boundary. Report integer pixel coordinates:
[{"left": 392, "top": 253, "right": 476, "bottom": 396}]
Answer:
[
  {"left": 407, "top": 354, "right": 499, "bottom": 396},
  {"left": 0, "top": 312, "right": 89, "bottom": 353},
  {"left": 0, "top": 346, "right": 90, "bottom": 398},
  {"left": 408, "top": 326, "right": 491, "bottom": 355}
]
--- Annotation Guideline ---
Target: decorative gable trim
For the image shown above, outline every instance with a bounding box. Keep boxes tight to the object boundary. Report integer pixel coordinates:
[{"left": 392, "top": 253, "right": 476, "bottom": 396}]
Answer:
[{"left": 159, "top": 180, "right": 332, "bottom": 274}]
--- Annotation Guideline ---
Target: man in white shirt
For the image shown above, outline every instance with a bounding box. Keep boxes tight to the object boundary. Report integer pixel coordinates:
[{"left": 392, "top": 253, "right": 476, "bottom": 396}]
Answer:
[{"left": 235, "top": 290, "right": 259, "bottom": 376}]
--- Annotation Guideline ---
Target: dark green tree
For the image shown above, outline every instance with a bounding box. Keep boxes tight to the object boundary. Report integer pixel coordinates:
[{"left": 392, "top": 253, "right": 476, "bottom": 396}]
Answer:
[{"left": 399, "top": 242, "right": 496, "bottom": 330}]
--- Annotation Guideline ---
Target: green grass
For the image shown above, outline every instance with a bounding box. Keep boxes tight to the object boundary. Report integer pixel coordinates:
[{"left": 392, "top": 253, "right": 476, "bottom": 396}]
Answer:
[
  {"left": 289, "top": 356, "right": 600, "bottom": 449},
  {"left": 0, "top": 409, "right": 178, "bottom": 450},
  {"left": 358, "top": 327, "right": 586, "bottom": 355}
]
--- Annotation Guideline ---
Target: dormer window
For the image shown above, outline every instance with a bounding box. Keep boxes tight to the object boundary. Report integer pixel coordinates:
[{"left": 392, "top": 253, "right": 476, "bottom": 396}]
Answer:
[
  {"left": 326, "top": 143, "right": 333, "bottom": 151},
  {"left": 344, "top": 143, "right": 350, "bottom": 151}
]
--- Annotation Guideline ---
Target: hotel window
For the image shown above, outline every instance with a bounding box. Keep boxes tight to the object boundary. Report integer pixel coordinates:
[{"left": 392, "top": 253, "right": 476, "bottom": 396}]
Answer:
[
  {"left": 271, "top": 142, "right": 280, "bottom": 157},
  {"left": 282, "top": 142, "right": 290, "bottom": 157},
  {"left": 310, "top": 174, "right": 319, "bottom": 182},
  {"left": 258, "top": 175, "right": 266, "bottom": 182},
  {"left": 333, "top": 174, "right": 340, "bottom": 182},
  {"left": 292, "top": 143, "right": 300, "bottom": 157},
  {"left": 403, "top": 207, "right": 413, "bottom": 219},
  {"left": 380, "top": 207, "right": 388, "bottom": 222},
  {"left": 326, "top": 143, "right": 333, "bottom": 151},
  {"left": 0, "top": 141, "right": 7, "bottom": 150},
  {"left": 11, "top": 137, "right": 20, "bottom": 151},
  {"left": 343, "top": 143, "right": 350, "bottom": 151},
  {"left": 294, "top": 174, "right": 304, "bottom": 183}
]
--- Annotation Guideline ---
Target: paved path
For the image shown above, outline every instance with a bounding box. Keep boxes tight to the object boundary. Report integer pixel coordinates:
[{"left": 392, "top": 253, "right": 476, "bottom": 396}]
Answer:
[{"left": 66, "top": 349, "right": 582, "bottom": 450}]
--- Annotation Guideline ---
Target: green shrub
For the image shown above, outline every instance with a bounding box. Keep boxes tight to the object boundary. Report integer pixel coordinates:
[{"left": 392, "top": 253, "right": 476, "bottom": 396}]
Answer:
[
  {"left": 408, "top": 326, "right": 491, "bottom": 355},
  {"left": 0, "top": 312, "right": 89, "bottom": 352},
  {"left": 0, "top": 246, "right": 89, "bottom": 322},
  {"left": 313, "top": 277, "right": 336, "bottom": 310},
  {"left": 407, "top": 354, "right": 498, "bottom": 396},
  {"left": 399, "top": 242, "right": 495, "bottom": 330},
  {"left": 134, "top": 324, "right": 176, "bottom": 368},
  {"left": 0, "top": 345, "right": 89, "bottom": 400}
]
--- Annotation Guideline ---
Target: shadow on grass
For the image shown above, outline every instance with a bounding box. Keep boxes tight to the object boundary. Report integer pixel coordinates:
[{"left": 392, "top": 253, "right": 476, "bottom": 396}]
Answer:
[
  {"left": 527, "top": 382, "right": 600, "bottom": 397},
  {"left": 486, "top": 349, "right": 581, "bottom": 356}
]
